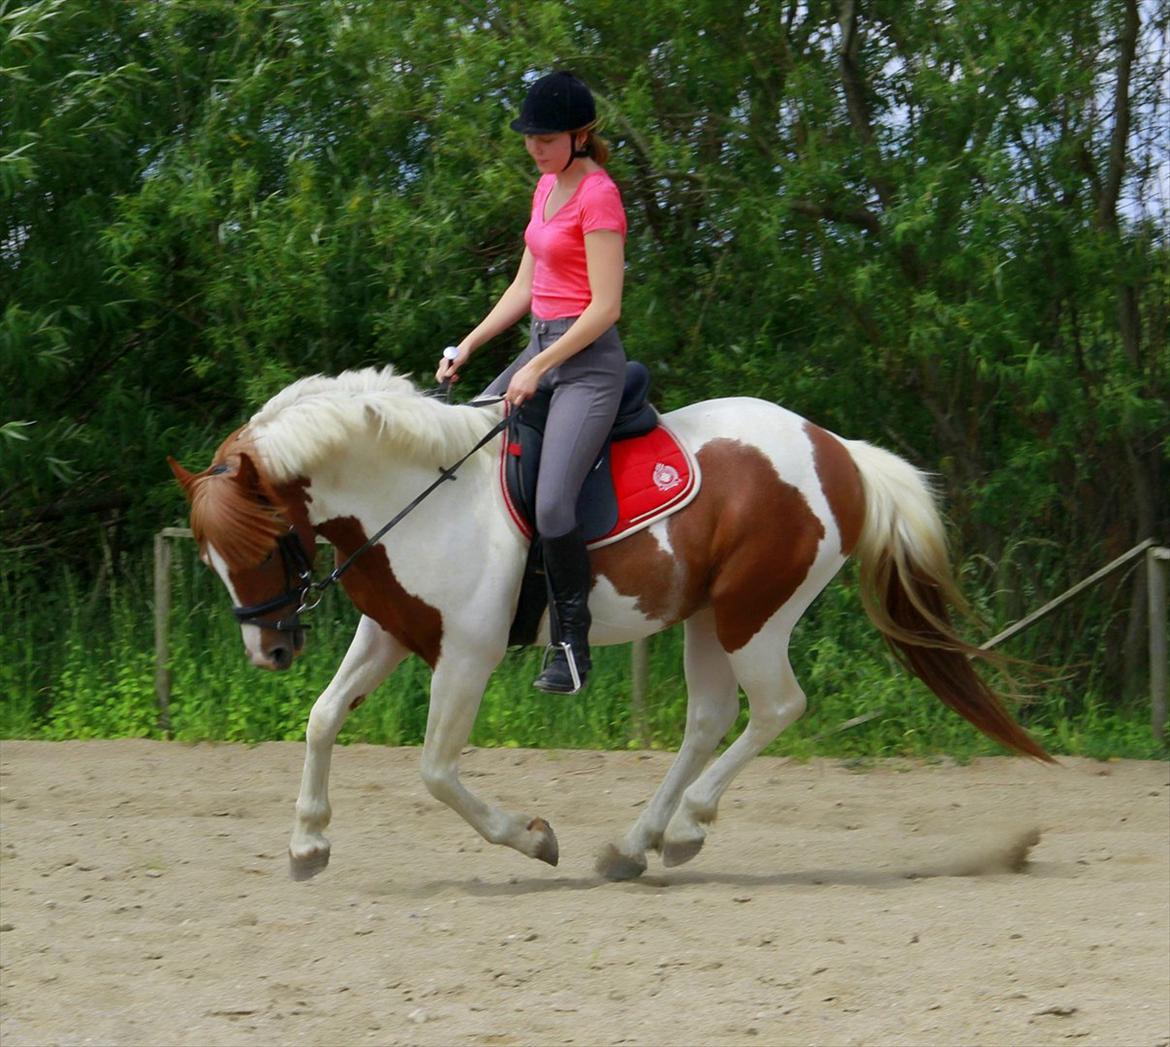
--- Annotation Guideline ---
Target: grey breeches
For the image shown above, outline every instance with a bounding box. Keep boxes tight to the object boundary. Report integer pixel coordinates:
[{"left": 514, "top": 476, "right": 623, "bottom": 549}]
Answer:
[{"left": 483, "top": 316, "right": 626, "bottom": 538}]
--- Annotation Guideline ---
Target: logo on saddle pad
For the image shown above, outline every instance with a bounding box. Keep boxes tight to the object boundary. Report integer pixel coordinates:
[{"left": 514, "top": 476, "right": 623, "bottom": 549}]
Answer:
[{"left": 653, "top": 462, "right": 682, "bottom": 492}]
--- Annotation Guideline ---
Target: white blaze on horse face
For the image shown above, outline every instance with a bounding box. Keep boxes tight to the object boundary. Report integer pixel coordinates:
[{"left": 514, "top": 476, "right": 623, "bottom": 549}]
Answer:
[{"left": 206, "top": 544, "right": 269, "bottom": 667}]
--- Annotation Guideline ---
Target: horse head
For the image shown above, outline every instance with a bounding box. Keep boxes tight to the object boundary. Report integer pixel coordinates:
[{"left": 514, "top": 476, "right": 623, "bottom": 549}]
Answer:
[{"left": 169, "top": 447, "right": 316, "bottom": 672}]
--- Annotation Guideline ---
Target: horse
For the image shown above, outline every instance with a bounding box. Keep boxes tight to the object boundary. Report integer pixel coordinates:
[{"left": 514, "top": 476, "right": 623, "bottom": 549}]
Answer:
[{"left": 168, "top": 365, "right": 1051, "bottom": 882}]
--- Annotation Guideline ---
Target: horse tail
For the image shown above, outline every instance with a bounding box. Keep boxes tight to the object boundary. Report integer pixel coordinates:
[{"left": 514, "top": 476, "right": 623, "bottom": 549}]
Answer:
[{"left": 846, "top": 440, "right": 1054, "bottom": 762}]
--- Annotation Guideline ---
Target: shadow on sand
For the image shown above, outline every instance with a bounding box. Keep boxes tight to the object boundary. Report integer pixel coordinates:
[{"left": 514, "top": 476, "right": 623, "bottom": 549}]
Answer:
[{"left": 403, "top": 824, "right": 1044, "bottom": 897}]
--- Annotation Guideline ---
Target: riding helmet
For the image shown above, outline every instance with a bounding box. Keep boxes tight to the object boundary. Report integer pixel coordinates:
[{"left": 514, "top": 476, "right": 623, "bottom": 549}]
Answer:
[{"left": 510, "top": 71, "right": 596, "bottom": 134}]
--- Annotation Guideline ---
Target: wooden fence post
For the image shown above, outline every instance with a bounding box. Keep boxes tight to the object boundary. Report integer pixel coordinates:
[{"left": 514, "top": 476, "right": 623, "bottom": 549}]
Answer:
[
  {"left": 1148, "top": 547, "right": 1169, "bottom": 741},
  {"left": 630, "top": 638, "right": 649, "bottom": 748},
  {"left": 153, "top": 531, "right": 173, "bottom": 736}
]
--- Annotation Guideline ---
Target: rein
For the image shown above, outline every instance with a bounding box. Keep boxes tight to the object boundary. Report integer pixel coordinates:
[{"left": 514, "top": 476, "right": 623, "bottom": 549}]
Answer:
[{"left": 232, "top": 395, "right": 508, "bottom": 633}]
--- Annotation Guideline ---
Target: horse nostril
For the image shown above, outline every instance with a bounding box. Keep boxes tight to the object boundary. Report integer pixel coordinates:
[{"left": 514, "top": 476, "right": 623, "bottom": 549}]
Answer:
[{"left": 270, "top": 646, "right": 293, "bottom": 670}]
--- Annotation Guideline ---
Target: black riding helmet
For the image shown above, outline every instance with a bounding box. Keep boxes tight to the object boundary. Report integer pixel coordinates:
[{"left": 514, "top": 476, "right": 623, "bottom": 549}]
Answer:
[{"left": 510, "top": 72, "right": 596, "bottom": 169}]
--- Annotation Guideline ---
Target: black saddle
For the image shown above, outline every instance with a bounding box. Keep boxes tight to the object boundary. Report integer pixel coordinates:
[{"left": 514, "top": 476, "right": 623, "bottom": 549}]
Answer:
[{"left": 506, "top": 361, "right": 658, "bottom": 647}]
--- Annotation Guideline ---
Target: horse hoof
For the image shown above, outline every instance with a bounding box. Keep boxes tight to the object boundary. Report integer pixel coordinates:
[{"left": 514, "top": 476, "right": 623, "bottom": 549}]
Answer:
[
  {"left": 661, "top": 834, "right": 705, "bottom": 868},
  {"left": 289, "top": 845, "right": 331, "bottom": 881},
  {"left": 595, "top": 844, "right": 647, "bottom": 881},
  {"left": 527, "top": 817, "right": 559, "bottom": 867}
]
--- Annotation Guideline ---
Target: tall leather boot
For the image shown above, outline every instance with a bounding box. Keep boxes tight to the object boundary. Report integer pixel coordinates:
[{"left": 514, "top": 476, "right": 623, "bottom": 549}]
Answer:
[{"left": 534, "top": 527, "right": 593, "bottom": 694}]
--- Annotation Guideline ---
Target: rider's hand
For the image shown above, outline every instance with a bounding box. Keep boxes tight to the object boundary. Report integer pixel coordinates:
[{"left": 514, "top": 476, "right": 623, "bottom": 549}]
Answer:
[
  {"left": 505, "top": 360, "right": 541, "bottom": 407},
  {"left": 436, "top": 347, "right": 466, "bottom": 384}
]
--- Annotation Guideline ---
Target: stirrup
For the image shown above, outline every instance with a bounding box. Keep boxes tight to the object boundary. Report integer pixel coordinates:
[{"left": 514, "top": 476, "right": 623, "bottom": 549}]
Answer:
[{"left": 535, "top": 641, "right": 583, "bottom": 695}]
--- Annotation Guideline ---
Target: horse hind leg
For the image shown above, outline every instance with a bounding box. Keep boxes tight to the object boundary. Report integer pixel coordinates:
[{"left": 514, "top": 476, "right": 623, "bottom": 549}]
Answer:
[
  {"left": 596, "top": 608, "right": 740, "bottom": 881},
  {"left": 661, "top": 620, "right": 807, "bottom": 868}
]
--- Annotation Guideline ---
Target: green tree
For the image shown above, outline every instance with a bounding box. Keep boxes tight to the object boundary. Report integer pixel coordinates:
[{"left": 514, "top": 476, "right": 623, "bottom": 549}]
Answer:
[{"left": 2, "top": 0, "right": 1166, "bottom": 718}]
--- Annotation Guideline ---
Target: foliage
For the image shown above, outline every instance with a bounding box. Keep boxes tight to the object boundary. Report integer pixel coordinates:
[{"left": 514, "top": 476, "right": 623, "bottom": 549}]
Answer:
[
  {"left": 2, "top": 553, "right": 1163, "bottom": 761},
  {"left": 2, "top": 0, "right": 1167, "bottom": 743}
]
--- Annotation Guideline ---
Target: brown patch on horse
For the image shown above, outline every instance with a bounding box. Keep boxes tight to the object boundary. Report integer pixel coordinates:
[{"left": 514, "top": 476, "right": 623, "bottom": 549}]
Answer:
[
  {"left": 701, "top": 440, "right": 824, "bottom": 651},
  {"left": 178, "top": 456, "right": 284, "bottom": 569},
  {"left": 804, "top": 422, "right": 864, "bottom": 555},
  {"left": 349, "top": 695, "right": 367, "bottom": 711},
  {"left": 590, "top": 527, "right": 705, "bottom": 626},
  {"left": 317, "top": 516, "right": 444, "bottom": 668},
  {"left": 593, "top": 439, "right": 824, "bottom": 652},
  {"left": 221, "top": 469, "right": 316, "bottom": 628}
]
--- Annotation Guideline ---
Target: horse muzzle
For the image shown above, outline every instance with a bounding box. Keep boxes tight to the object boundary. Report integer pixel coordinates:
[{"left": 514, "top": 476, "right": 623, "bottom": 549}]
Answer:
[{"left": 244, "top": 621, "right": 307, "bottom": 672}]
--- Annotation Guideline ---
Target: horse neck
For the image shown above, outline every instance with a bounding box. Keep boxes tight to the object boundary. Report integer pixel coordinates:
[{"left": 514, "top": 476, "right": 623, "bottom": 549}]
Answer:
[{"left": 302, "top": 438, "right": 499, "bottom": 549}]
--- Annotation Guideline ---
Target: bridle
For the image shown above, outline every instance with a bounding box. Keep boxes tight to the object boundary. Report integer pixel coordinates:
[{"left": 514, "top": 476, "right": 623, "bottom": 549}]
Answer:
[
  {"left": 231, "top": 529, "right": 317, "bottom": 635},
  {"left": 228, "top": 394, "right": 510, "bottom": 635}
]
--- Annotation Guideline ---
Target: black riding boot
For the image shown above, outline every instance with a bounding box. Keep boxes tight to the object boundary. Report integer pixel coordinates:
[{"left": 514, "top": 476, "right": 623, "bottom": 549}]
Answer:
[{"left": 534, "top": 527, "right": 593, "bottom": 694}]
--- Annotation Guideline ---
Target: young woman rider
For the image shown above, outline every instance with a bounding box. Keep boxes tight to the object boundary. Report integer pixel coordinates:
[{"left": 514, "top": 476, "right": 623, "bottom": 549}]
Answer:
[{"left": 436, "top": 71, "right": 627, "bottom": 695}]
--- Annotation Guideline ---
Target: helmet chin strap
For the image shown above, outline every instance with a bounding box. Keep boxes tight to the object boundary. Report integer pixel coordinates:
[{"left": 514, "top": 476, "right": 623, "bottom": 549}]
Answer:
[{"left": 562, "top": 131, "right": 590, "bottom": 171}]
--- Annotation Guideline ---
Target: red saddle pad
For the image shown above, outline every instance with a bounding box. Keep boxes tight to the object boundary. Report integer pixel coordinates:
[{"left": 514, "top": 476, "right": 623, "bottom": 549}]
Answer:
[{"left": 501, "top": 423, "right": 700, "bottom": 549}]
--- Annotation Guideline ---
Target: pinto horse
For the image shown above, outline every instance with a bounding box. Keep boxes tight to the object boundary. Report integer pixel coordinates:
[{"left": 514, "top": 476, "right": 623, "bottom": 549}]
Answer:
[{"left": 169, "top": 366, "right": 1050, "bottom": 882}]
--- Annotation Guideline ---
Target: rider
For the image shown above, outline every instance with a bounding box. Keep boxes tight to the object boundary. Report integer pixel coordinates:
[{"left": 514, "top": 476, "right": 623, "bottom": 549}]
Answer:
[{"left": 436, "top": 71, "right": 627, "bottom": 694}]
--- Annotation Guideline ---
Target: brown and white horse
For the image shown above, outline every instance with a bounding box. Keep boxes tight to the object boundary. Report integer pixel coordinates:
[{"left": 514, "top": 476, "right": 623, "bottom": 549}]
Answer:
[{"left": 169, "top": 366, "right": 1050, "bottom": 882}]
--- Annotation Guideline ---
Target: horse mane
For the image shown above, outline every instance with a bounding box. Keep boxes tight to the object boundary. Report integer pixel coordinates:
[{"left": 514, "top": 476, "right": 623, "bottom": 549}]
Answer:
[
  {"left": 246, "top": 365, "right": 502, "bottom": 483},
  {"left": 184, "top": 366, "right": 500, "bottom": 568}
]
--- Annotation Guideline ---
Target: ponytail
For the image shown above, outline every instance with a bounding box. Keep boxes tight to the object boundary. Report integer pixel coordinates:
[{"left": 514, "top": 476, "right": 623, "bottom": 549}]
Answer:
[
  {"left": 573, "top": 121, "right": 611, "bottom": 166},
  {"left": 588, "top": 132, "right": 611, "bottom": 166}
]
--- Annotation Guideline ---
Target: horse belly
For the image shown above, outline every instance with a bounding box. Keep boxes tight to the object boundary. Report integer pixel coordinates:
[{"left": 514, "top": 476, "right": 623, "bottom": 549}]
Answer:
[{"left": 526, "top": 597, "right": 664, "bottom": 649}]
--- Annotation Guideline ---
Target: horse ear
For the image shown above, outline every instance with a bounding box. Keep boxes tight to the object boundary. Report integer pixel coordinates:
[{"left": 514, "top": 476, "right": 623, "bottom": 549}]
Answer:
[
  {"left": 235, "top": 452, "right": 261, "bottom": 491},
  {"left": 168, "top": 456, "right": 197, "bottom": 499}
]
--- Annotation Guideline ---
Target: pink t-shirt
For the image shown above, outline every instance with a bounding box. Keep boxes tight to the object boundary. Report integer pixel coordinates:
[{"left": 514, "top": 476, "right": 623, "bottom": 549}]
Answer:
[{"left": 524, "top": 170, "right": 627, "bottom": 320}]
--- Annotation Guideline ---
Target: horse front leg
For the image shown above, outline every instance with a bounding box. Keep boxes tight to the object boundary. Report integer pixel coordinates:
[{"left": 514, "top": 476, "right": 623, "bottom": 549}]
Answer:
[
  {"left": 289, "top": 615, "right": 408, "bottom": 880},
  {"left": 420, "top": 650, "right": 559, "bottom": 867}
]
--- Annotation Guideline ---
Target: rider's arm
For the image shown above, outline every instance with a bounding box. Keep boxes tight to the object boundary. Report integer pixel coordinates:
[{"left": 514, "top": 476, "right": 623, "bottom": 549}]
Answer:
[{"left": 437, "top": 249, "right": 536, "bottom": 381}]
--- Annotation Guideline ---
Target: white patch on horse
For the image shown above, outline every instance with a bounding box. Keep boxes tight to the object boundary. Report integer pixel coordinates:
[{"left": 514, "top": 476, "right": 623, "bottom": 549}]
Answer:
[
  {"left": 647, "top": 517, "right": 674, "bottom": 558},
  {"left": 785, "top": 426, "right": 844, "bottom": 559},
  {"left": 588, "top": 574, "right": 666, "bottom": 644},
  {"left": 206, "top": 544, "right": 267, "bottom": 667}
]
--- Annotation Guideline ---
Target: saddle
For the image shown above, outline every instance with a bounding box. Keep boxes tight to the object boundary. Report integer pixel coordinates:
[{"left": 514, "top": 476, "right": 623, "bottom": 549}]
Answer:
[{"left": 503, "top": 362, "right": 700, "bottom": 646}]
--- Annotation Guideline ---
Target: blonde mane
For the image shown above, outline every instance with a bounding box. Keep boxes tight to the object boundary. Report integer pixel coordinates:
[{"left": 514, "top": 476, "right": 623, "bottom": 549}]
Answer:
[
  {"left": 183, "top": 366, "right": 500, "bottom": 568},
  {"left": 245, "top": 366, "right": 503, "bottom": 483}
]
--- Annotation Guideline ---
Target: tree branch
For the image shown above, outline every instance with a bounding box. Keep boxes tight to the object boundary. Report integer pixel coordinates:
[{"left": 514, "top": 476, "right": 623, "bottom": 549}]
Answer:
[
  {"left": 836, "top": 0, "right": 895, "bottom": 210},
  {"left": 1097, "top": 0, "right": 1140, "bottom": 231},
  {"left": 789, "top": 198, "right": 881, "bottom": 235}
]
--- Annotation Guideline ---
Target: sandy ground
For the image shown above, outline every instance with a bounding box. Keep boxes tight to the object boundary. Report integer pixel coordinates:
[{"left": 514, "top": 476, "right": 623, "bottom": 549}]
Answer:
[{"left": 0, "top": 740, "right": 1167, "bottom": 1047}]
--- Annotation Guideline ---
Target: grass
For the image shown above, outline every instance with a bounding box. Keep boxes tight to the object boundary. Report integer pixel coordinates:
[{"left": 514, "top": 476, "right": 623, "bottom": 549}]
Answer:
[{"left": 2, "top": 548, "right": 1166, "bottom": 762}]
